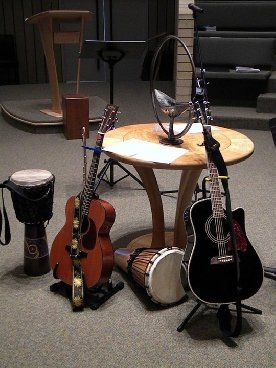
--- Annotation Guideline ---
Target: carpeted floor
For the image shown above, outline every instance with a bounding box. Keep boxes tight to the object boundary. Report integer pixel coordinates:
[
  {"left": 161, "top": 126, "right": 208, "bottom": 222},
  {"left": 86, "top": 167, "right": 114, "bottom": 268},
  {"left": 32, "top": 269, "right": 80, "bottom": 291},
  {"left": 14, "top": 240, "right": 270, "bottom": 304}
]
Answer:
[{"left": 0, "top": 82, "right": 275, "bottom": 368}]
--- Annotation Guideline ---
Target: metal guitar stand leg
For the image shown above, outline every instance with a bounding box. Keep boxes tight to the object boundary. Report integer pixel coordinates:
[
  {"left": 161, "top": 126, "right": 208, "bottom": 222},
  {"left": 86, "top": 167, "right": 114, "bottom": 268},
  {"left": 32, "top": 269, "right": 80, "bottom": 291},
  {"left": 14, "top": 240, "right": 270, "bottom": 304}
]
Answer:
[
  {"left": 237, "top": 303, "right": 262, "bottom": 315},
  {"left": 84, "top": 279, "right": 124, "bottom": 310},
  {"left": 177, "top": 301, "right": 203, "bottom": 332},
  {"left": 177, "top": 300, "right": 262, "bottom": 333},
  {"left": 96, "top": 158, "right": 144, "bottom": 190},
  {"left": 50, "top": 279, "right": 124, "bottom": 311},
  {"left": 264, "top": 266, "right": 276, "bottom": 280}
]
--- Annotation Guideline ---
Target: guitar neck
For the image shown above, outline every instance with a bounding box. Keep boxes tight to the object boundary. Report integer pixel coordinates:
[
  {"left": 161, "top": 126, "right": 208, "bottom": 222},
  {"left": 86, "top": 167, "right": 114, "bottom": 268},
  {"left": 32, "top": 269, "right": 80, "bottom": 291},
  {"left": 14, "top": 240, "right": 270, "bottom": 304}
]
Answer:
[
  {"left": 81, "top": 133, "right": 104, "bottom": 216},
  {"left": 207, "top": 158, "right": 224, "bottom": 217}
]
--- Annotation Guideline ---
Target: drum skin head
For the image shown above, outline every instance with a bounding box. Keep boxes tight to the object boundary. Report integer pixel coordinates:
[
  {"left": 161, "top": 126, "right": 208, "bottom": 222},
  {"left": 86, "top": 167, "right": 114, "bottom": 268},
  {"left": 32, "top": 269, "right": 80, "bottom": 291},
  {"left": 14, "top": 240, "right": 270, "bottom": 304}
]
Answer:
[
  {"left": 10, "top": 169, "right": 53, "bottom": 186},
  {"left": 146, "top": 248, "right": 185, "bottom": 305}
]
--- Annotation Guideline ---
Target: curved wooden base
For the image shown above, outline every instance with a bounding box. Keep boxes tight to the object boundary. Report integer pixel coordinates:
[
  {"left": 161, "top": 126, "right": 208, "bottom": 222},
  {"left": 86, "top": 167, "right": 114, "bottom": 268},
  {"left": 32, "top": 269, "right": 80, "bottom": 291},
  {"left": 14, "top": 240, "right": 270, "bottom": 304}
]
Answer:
[
  {"left": 127, "top": 232, "right": 175, "bottom": 250},
  {"left": 40, "top": 108, "right": 62, "bottom": 118}
]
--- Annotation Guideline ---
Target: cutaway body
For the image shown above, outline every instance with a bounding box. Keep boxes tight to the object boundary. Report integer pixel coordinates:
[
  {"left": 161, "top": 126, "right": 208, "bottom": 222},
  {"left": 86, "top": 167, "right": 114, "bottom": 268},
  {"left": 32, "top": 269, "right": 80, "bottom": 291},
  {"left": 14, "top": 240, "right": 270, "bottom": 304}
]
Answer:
[
  {"left": 50, "top": 196, "right": 115, "bottom": 288},
  {"left": 184, "top": 198, "right": 263, "bottom": 304}
]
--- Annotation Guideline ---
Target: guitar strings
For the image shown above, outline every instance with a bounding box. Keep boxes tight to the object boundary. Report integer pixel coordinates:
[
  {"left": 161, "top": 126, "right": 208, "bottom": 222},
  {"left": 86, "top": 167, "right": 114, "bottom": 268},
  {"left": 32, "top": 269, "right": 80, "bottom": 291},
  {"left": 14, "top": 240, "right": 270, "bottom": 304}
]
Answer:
[{"left": 208, "top": 158, "right": 228, "bottom": 256}]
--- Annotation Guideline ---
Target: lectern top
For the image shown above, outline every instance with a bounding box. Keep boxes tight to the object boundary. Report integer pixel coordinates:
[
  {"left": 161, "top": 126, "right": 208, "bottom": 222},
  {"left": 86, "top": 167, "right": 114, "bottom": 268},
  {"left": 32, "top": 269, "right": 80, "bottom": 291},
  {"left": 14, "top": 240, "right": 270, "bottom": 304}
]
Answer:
[{"left": 25, "top": 10, "right": 93, "bottom": 24}]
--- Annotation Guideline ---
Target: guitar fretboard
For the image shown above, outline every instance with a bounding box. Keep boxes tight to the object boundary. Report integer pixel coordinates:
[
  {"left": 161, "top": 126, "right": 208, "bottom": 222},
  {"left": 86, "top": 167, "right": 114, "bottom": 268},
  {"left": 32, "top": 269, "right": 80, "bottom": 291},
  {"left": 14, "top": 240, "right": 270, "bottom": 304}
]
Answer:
[
  {"left": 81, "top": 134, "right": 104, "bottom": 216},
  {"left": 207, "top": 155, "right": 224, "bottom": 219}
]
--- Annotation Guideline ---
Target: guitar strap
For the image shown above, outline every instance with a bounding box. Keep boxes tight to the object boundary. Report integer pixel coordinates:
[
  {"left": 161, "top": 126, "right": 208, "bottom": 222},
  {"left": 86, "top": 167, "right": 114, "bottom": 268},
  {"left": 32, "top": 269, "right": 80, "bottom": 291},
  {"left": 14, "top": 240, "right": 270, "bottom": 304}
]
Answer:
[
  {"left": 72, "top": 258, "right": 84, "bottom": 311},
  {"left": 70, "top": 196, "right": 84, "bottom": 311},
  {"left": 204, "top": 129, "right": 242, "bottom": 337}
]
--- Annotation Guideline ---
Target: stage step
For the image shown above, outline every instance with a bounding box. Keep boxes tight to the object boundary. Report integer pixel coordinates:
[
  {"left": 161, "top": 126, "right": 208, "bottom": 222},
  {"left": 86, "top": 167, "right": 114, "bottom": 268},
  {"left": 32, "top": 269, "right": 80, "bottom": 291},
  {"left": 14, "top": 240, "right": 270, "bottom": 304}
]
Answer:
[
  {"left": 267, "top": 71, "right": 276, "bottom": 92},
  {"left": 211, "top": 105, "right": 274, "bottom": 130},
  {"left": 257, "top": 93, "right": 276, "bottom": 113}
]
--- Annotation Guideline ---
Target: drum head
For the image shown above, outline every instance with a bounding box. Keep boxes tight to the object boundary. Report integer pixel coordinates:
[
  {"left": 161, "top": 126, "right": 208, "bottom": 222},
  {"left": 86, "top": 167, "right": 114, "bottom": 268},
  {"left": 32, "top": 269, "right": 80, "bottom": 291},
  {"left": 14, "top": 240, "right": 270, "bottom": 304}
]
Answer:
[
  {"left": 146, "top": 248, "right": 185, "bottom": 305},
  {"left": 10, "top": 169, "right": 53, "bottom": 187}
]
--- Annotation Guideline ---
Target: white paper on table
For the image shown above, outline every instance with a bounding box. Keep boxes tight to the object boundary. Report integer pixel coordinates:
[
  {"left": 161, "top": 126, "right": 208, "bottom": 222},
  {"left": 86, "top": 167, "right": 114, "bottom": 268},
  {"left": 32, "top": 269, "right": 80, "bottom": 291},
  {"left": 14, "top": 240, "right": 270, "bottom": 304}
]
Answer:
[
  {"left": 153, "top": 122, "right": 219, "bottom": 134},
  {"left": 103, "top": 138, "right": 188, "bottom": 164}
]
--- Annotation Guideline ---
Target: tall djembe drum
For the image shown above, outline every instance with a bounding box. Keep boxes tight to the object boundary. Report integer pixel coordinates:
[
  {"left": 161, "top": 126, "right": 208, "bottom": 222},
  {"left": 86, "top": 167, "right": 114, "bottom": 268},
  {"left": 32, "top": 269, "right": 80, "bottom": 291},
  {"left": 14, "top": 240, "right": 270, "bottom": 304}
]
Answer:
[{"left": 6, "top": 169, "right": 55, "bottom": 276}]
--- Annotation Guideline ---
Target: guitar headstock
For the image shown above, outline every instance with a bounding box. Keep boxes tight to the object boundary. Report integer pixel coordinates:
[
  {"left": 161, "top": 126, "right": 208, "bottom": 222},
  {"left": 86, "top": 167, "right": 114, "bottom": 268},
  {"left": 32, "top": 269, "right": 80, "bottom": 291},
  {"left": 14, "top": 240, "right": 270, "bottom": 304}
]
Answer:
[
  {"left": 191, "top": 78, "right": 213, "bottom": 128},
  {"left": 99, "top": 104, "right": 119, "bottom": 134},
  {"left": 192, "top": 98, "right": 213, "bottom": 128}
]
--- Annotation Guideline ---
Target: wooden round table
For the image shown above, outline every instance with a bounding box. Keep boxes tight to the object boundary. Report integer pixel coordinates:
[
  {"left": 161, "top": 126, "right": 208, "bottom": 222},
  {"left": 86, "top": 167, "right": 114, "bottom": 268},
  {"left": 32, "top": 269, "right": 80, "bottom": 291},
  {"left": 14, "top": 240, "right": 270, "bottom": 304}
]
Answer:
[{"left": 103, "top": 123, "right": 254, "bottom": 250}]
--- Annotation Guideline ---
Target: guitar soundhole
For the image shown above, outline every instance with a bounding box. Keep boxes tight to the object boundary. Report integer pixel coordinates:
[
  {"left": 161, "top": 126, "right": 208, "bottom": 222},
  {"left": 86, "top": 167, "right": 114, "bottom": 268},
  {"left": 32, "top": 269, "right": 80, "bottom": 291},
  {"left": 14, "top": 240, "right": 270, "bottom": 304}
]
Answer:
[
  {"left": 205, "top": 215, "right": 231, "bottom": 245},
  {"left": 80, "top": 216, "right": 97, "bottom": 250},
  {"left": 81, "top": 216, "right": 89, "bottom": 234}
]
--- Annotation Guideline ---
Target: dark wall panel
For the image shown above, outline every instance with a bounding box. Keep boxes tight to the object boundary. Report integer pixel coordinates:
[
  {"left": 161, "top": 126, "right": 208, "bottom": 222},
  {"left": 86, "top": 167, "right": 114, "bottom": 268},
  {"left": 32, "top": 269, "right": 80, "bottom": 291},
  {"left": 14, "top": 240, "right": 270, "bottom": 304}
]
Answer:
[
  {"left": 23, "top": 0, "right": 36, "bottom": 83},
  {"left": 13, "top": 0, "right": 28, "bottom": 84},
  {"left": 32, "top": 0, "right": 46, "bottom": 83},
  {"left": 59, "top": 0, "right": 102, "bottom": 83},
  {"left": 1, "top": 0, "right": 48, "bottom": 84},
  {"left": 0, "top": 1, "right": 5, "bottom": 34},
  {"left": 2, "top": 1, "right": 15, "bottom": 35},
  {"left": 0, "top": 0, "right": 176, "bottom": 84}
]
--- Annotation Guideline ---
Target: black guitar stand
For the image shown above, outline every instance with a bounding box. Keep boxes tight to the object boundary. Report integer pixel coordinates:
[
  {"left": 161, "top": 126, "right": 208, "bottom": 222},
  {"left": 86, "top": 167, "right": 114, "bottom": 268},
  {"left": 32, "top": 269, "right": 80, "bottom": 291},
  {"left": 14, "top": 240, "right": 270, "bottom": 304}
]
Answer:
[
  {"left": 80, "top": 40, "right": 145, "bottom": 190},
  {"left": 264, "top": 266, "right": 276, "bottom": 280},
  {"left": 80, "top": 0, "right": 168, "bottom": 192},
  {"left": 177, "top": 299, "right": 262, "bottom": 334},
  {"left": 50, "top": 279, "right": 124, "bottom": 311},
  {"left": 178, "top": 4, "right": 263, "bottom": 340},
  {"left": 95, "top": 158, "right": 144, "bottom": 190}
]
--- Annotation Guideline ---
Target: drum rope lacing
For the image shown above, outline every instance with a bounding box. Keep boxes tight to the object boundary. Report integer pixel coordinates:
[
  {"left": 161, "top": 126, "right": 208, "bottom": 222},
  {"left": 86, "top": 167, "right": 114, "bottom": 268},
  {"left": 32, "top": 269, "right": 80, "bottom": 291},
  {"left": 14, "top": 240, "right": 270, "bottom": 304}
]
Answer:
[
  {"left": 127, "top": 247, "right": 163, "bottom": 279},
  {"left": 0, "top": 184, "right": 11, "bottom": 245},
  {"left": 126, "top": 247, "right": 174, "bottom": 281}
]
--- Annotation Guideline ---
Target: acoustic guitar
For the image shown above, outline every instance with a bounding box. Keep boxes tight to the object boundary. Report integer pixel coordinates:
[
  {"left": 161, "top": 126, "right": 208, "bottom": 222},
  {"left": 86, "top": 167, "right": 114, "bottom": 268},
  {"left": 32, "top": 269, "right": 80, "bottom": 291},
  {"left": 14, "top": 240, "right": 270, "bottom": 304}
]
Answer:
[
  {"left": 182, "top": 100, "right": 263, "bottom": 305},
  {"left": 50, "top": 104, "right": 119, "bottom": 289}
]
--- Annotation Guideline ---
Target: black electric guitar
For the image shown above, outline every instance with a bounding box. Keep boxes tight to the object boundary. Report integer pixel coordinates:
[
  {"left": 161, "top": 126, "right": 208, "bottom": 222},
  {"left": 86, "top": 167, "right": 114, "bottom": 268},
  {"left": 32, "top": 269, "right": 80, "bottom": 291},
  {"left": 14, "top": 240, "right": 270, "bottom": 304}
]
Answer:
[{"left": 182, "top": 100, "right": 263, "bottom": 305}]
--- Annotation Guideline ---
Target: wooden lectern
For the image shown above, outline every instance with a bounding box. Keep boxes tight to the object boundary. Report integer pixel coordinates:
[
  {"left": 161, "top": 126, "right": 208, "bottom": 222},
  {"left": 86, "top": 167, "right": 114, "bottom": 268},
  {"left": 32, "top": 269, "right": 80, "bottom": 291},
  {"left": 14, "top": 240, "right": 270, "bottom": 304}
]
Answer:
[{"left": 25, "top": 10, "right": 93, "bottom": 117}]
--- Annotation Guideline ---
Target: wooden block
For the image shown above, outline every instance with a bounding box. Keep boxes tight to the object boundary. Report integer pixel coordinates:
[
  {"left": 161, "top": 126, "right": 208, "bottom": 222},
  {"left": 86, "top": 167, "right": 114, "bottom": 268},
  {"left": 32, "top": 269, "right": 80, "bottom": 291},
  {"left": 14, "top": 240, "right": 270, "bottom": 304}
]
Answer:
[{"left": 62, "top": 94, "right": 89, "bottom": 140}]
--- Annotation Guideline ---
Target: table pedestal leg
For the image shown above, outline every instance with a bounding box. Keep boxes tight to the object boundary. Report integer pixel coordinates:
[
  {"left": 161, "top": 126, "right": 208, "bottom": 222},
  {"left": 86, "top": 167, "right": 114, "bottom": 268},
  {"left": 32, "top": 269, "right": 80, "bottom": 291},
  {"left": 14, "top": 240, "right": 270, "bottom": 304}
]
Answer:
[
  {"left": 131, "top": 166, "right": 165, "bottom": 248},
  {"left": 174, "top": 169, "right": 202, "bottom": 248},
  {"left": 38, "top": 19, "right": 62, "bottom": 116},
  {"left": 127, "top": 167, "right": 201, "bottom": 251}
]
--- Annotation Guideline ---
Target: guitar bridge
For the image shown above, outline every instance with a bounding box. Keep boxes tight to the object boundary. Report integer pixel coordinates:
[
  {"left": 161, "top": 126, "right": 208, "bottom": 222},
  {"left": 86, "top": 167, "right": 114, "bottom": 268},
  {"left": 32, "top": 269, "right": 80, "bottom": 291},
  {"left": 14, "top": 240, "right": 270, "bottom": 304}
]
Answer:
[{"left": 210, "top": 255, "right": 234, "bottom": 265}]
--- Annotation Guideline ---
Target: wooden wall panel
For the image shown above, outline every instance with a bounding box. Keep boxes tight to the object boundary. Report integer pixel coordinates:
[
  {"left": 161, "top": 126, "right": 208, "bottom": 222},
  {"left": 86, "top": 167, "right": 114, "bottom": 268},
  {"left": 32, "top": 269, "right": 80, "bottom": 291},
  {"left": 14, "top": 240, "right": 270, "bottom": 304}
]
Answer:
[
  {"left": 0, "top": 0, "right": 57, "bottom": 84},
  {"left": 13, "top": 0, "right": 28, "bottom": 84},
  {"left": 0, "top": 1, "right": 5, "bottom": 34},
  {"left": 0, "top": 0, "right": 177, "bottom": 84},
  {"left": 32, "top": 0, "right": 46, "bottom": 83},
  {"left": 2, "top": 1, "right": 15, "bottom": 35},
  {"left": 23, "top": 0, "right": 37, "bottom": 83}
]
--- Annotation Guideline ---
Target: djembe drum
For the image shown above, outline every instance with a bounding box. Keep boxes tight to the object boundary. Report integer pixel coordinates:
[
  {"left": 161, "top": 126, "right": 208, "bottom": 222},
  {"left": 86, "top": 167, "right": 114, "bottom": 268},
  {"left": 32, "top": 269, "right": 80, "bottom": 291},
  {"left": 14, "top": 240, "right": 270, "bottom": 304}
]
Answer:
[
  {"left": 115, "top": 247, "right": 185, "bottom": 305},
  {"left": 7, "top": 169, "right": 55, "bottom": 276}
]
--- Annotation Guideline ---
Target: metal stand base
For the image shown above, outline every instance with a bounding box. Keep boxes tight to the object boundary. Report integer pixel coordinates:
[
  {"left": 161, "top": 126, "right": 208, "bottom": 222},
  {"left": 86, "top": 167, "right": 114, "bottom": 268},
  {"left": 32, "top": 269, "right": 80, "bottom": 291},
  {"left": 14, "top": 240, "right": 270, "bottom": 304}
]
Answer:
[
  {"left": 177, "top": 300, "right": 262, "bottom": 333},
  {"left": 96, "top": 158, "right": 144, "bottom": 190},
  {"left": 160, "top": 189, "right": 178, "bottom": 195},
  {"left": 159, "top": 137, "right": 183, "bottom": 146},
  {"left": 50, "top": 279, "right": 124, "bottom": 311},
  {"left": 264, "top": 266, "right": 276, "bottom": 280}
]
